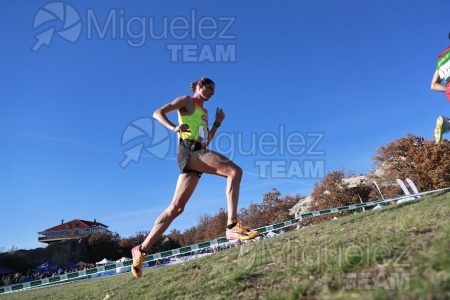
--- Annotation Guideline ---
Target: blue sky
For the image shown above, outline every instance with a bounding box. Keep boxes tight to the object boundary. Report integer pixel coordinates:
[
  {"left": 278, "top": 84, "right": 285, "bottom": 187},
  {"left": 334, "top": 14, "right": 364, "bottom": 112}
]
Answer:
[{"left": 1, "top": 0, "right": 449, "bottom": 251}]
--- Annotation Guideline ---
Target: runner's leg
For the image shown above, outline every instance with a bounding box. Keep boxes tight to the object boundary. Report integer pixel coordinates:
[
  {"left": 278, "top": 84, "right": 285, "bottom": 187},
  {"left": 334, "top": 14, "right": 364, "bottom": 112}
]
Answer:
[
  {"left": 185, "top": 149, "right": 242, "bottom": 225},
  {"left": 140, "top": 172, "right": 200, "bottom": 251}
]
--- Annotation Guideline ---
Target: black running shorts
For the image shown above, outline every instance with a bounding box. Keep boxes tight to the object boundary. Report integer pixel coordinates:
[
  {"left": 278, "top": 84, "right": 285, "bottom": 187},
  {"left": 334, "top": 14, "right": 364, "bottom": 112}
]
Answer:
[{"left": 177, "top": 138, "right": 204, "bottom": 177}]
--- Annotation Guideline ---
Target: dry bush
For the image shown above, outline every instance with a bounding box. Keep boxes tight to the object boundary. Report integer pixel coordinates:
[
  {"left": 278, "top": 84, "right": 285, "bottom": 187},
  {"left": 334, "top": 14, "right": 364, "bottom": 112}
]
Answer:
[
  {"left": 307, "top": 134, "right": 450, "bottom": 225},
  {"left": 372, "top": 134, "right": 450, "bottom": 191},
  {"left": 308, "top": 171, "right": 373, "bottom": 224},
  {"left": 239, "top": 188, "right": 301, "bottom": 228}
]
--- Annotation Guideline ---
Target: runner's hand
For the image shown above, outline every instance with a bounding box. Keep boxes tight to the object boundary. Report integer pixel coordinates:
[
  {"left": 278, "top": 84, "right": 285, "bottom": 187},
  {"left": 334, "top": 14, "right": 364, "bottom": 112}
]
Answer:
[
  {"left": 215, "top": 107, "right": 225, "bottom": 124},
  {"left": 174, "top": 123, "right": 190, "bottom": 132}
]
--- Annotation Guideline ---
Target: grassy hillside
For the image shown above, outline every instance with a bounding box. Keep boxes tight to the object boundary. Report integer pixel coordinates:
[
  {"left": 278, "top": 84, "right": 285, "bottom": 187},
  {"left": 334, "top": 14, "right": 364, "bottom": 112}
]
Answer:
[{"left": 3, "top": 192, "right": 450, "bottom": 300}]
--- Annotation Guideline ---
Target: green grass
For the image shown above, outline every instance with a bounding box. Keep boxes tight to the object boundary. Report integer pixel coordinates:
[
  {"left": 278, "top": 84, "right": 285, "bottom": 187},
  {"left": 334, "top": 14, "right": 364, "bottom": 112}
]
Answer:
[{"left": 3, "top": 192, "right": 450, "bottom": 299}]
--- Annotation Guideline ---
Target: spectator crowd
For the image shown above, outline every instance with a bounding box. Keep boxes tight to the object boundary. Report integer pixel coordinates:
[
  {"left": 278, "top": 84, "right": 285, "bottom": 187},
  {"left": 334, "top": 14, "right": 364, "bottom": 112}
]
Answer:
[{"left": 0, "top": 263, "right": 95, "bottom": 287}]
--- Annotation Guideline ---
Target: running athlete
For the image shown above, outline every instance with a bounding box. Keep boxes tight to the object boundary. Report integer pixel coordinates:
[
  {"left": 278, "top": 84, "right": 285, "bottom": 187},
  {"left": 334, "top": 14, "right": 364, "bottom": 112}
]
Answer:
[
  {"left": 432, "top": 37, "right": 450, "bottom": 144},
  {"left": 131, "top": 77, "right": 260, "bottom": 279}
]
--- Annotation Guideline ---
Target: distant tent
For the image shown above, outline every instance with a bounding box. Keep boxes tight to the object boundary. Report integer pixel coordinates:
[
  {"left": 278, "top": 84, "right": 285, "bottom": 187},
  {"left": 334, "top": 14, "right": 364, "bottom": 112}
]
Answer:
[
  {"left": 35, "top": 261, "right": 60, "bottom": 274},
  {"left": 0, "top": 267, "right": 15, "bottom": 274},
  {"left": 96, "top": 258, "right": 113, "bottom": 265},
  {"left": 115, "top": 257, "right": 129, "bottom": 263}
]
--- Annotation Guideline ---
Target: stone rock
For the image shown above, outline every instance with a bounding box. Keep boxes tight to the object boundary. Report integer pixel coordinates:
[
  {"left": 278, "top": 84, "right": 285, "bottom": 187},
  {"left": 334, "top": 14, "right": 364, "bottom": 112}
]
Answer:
[
  {"left": 46, "top": 237, "right": 90, "bottom": 266},
  {"left": 0, "top": 248, "right": 48, "bottom": 272},
  {"left": 0, "top": 237, "right": 92, "bottom": 272}
]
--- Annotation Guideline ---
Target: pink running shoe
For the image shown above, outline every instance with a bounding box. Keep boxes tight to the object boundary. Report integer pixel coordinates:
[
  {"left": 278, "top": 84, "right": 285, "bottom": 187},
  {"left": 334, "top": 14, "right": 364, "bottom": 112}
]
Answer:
[{"left": 226, "top": 222, "right": 260, "bottom": 240}]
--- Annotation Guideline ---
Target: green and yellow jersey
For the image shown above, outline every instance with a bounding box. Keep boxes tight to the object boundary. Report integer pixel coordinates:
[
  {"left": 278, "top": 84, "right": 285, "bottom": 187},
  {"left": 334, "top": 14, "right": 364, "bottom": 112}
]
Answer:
[{"left": 178, "top": 99, "right": 209, "bottom": 146}]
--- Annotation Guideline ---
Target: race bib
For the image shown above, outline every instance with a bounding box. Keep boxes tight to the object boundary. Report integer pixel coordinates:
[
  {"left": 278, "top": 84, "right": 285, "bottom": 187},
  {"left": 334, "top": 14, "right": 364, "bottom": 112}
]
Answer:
[
  {"left": 438, "top": 60, "right": 450, "bottom": 81},
  {"left": 198, "top": 125, "right": 208, "bottom": 145},
  {"left": 438, "top": 47, "right": 450, "bottom": 81}
]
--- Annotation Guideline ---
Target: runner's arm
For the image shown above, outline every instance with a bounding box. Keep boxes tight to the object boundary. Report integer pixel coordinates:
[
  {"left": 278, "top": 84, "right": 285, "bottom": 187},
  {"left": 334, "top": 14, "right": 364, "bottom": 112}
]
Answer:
[
  {"left": 207, "top": 107, "right": 225, "bottom": 145},
  {"left": 153, "top": 96, "right": 191, "bottom": 132},
  {"left": 431, "top": 69, "right": 447, "bottom": 92}
]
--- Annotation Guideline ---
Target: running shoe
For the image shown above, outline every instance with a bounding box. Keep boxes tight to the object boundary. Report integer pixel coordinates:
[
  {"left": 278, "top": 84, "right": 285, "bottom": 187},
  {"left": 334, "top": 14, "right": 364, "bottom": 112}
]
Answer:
[
  {"left": 226, "top": 222, "right": 260, "bottom": 240},
  {"left": 234, "top": 221, "right": 251, "bottom": 232},
  {"left": 131, "top": 245, "right": 146, "bottom": 279},
  {"left": 434, "top": 116, "right": 444, "bottom": 144}
]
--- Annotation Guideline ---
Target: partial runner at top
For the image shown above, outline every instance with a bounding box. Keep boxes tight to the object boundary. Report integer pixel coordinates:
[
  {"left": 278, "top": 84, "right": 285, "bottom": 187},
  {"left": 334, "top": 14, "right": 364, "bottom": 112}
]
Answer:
[{"left": 431, "top": 33, "right": 450, "bottom": 144}]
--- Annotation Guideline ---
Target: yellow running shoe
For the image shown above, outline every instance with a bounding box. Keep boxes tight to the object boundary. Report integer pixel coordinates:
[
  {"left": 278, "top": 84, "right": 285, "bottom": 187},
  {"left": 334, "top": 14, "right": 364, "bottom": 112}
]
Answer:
[
  {"left": 238, "top": 221, "right": 252, "bottom": 232},
  {"left": 434, "top": 116, "right": 444, "bottom": 144},
  {"left": 226, "top": 222, "right": 260, "bottom": 240},
  {"left": 131, "top": 245, "right": 146, "bottom": 279}
]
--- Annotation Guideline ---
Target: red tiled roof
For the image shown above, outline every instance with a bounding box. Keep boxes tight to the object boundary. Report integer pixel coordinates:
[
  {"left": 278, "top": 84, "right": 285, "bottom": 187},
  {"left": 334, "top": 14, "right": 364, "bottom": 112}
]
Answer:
[{"left": 40, "top": 219, "right": 108, "bottom": 233}]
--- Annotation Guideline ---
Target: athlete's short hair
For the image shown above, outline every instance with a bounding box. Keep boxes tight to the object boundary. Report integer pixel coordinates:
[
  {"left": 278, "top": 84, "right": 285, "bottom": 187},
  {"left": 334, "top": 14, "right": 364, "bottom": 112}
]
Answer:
[{"left": 190, "top": 78, "right": 215, "bottom": 92}]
